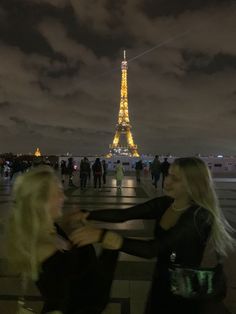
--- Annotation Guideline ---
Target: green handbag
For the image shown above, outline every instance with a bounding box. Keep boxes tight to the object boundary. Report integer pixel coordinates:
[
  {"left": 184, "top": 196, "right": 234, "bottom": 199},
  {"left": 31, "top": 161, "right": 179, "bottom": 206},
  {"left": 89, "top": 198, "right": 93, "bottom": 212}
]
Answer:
[{"left": 168, "top": 252, "right": 227, "bottom": 301}]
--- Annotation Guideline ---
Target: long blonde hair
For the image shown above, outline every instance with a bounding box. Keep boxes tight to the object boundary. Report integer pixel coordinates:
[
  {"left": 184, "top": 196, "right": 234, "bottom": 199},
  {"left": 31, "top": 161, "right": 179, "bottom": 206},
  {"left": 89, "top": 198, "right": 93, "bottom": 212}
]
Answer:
[
  {"left": 173, "top": 157, "right": 235, "bottom": 256},
  {"left": 6, "top": 166, "right": 59, "bottom": 280}
]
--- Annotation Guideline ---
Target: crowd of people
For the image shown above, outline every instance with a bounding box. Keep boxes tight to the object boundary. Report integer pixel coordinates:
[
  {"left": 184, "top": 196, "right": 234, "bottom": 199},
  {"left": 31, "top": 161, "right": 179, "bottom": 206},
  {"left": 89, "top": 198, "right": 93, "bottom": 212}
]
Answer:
[
  {"left": 2, "top": 156, "right": 235, "bottom": 313},
  {"left": 59, "top": 156, "right": 170, "bottom": 191},
  {"left": 60, "top": 157, "right": 108, "bottom": 190},
  {"left": 0, "top": 157, "right": 59, "bottom": 180},
  {"left": 1, "top": 155, "right": 170, "bottom": 192}
]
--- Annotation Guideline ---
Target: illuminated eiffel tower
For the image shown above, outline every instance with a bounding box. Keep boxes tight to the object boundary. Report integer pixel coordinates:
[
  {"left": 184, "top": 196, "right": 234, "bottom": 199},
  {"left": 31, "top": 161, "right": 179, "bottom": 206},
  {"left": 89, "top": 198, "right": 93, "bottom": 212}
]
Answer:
[{"left": 109, "top": 51, "right": 139, "bottom": 157}]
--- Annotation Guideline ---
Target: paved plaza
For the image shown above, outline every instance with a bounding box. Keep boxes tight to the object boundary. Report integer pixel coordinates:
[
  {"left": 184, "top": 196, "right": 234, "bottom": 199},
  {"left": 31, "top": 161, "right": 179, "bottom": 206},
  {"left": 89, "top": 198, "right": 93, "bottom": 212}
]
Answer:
[{"left": 0, "top": 172, "right": 236, "bottom": 314}]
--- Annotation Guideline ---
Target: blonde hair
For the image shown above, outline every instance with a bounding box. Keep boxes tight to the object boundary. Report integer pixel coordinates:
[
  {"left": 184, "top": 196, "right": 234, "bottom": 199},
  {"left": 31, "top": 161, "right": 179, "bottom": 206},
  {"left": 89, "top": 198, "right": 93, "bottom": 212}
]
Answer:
[
  {"left": 6, "top": 166, "right": 59, "bottom": 280},
  {"left": 173, "top": 157, "right": 235, "bottom": 256}
]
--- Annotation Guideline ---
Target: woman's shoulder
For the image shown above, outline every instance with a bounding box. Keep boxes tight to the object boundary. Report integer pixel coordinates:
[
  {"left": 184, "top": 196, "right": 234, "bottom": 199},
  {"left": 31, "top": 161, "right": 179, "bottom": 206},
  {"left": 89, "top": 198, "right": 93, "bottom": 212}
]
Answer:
[
  {"left": 191, "top": 206, "right": 213, "bottom": 231},
  {"left": 155, "top": 195, "right": 174, "bottom": 206},
  {"left": 147, "top": 195, "right": 173, "bottom": 212},
  {"left": 193, "top": 206, "right": 213, "bottom": 221}
]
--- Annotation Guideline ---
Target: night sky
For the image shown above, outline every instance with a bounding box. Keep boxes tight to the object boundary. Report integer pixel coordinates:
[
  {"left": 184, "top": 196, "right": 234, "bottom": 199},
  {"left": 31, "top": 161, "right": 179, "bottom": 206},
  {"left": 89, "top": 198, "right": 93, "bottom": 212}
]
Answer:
[{"left": 0, "top": 0, "right": 236, "bottom": 156}]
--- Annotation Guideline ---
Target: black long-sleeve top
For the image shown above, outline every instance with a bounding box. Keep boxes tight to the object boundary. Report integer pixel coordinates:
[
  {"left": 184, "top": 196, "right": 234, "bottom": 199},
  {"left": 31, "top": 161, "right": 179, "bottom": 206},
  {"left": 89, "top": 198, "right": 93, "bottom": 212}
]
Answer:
[
  {"left": 88, "top": 196, "right": 212, "bottom": 266},
  {"left": 36, "top": 224, "right": 104, "bottom": 314}
]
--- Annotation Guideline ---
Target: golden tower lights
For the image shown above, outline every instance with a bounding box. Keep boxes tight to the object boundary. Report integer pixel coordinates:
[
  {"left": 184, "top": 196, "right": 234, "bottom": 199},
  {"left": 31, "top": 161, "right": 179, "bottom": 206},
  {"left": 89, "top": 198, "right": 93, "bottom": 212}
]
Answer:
[{"left": 109, "top": 50, "right": 139, "bottom": 157}]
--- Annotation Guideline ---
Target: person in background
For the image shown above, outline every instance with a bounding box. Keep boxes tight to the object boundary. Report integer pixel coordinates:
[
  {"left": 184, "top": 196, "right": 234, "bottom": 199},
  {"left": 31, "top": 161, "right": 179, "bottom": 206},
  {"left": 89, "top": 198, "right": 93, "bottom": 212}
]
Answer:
[
  {"left": 10, "top": 158, "right": 23, "bottom": 181},
  {"left": 151, "top": 155, "right": 161, "bottom": 188},
  {"left": 60, "top": 160, "right": 67, "bottom": 184},
  {"left": 86, "top": 158, "right": 91, "bottom": 182},
  {"left": 80, "top": 157, "right": 90, "bottom": 190},
  {"left": 54, "top": 161, "right": 59, "bottom": 171},
  {"left": 135, "top": 160, "right": 143, "bottom": 183},
  {"left": 92, "top": 158, "right": 102, "bottom": 189},
  {"left": 69, "top": 157, "right": 235, "bottom": 314},
  {"left": 67, "top": 158, "right": 76, "bottom": 187},
  {"left": 115, "top": 160, "right": 124, "bottom": 190},
  {"left": 160, "top": 157, "right": 170, "bottom": 189},
  {"left": 6, "top": 166, "right": 118, "bottom": 314},
  {"left": 4, "top": 161, "right": 11, "bottom": 178},
  {"left": 0, "top": 158, "right": 5, "bottom": 177}
]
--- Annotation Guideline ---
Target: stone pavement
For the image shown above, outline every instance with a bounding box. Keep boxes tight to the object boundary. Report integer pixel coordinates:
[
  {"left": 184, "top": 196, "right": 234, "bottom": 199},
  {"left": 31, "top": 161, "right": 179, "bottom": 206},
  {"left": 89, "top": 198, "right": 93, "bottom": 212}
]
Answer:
[{"left": 0, "top": 172, "right": 235, "bottom": 314}]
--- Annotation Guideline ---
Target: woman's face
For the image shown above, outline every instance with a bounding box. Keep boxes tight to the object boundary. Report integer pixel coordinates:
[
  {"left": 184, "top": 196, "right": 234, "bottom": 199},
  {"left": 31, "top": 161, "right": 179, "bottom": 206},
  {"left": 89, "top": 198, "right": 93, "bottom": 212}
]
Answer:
[
  {"left": 48, "top": 180, "right": 65, "bottom": 220},
  {"left": 164, "top": 165, "right": 189, "bottom": 201}
]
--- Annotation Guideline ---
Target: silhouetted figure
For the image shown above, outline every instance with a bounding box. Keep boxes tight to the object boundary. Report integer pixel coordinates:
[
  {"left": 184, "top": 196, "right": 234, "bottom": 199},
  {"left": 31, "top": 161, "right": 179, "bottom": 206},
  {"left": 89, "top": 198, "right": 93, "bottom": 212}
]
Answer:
[
  {"left": 151, "top": 155, "right": 161, "bottom": 188},
  {"left": 54, "top": 161, "right": 59, "bottom": 171},
  {"left": 60, "top": 160, "right": 67, "bottom": 184},
  {"left": 67, "top": 158, "right": 76, "bottom": 187},
  {"left": 92, "top": 158, "right": 102, "bottom": 189},
  {"left": 10, "top": 158, "right": 23, "bottom": 180},
  {"left": 160, "top": 157, "right": 170, "bottom": 189},
  {"left": 80, "top": 157, "right": 90, "bottom": 190},
  {"left": 0, "top": 158, "right": 4, "bottom": 177},
  {"left": 135, "top": 160, "right": 143, "bottom": 183}
]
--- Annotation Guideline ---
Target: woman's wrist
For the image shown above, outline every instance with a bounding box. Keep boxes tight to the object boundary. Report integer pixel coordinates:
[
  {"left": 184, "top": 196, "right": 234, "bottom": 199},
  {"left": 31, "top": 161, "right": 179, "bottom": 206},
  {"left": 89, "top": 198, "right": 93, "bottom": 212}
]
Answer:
[{"left": 101, "top": 231, "right": 123, "bottom": 250}]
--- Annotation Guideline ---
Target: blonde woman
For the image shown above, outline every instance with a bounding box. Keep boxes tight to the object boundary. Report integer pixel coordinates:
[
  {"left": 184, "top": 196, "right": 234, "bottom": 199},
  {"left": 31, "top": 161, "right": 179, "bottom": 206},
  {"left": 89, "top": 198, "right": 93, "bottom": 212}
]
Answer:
[
  {"left": 70, "top": 157, "right": 235, "bottom": 314},
  {"left": 6, "top": 166, "right": 118, "bottom": 314}
]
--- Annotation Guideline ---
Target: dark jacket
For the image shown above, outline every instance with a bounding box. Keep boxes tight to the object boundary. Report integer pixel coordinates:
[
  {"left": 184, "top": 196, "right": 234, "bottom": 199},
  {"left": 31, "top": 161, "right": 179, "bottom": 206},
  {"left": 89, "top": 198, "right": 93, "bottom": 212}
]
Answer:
[
  {"left": 160, "top": 161, "right": 170, "bottom": 176},
  {"left": 92, "top": 161, "right": 102, "bottom": 176},
  {"left": 80, "top": 160, "right": 90, "bottom": 175}
]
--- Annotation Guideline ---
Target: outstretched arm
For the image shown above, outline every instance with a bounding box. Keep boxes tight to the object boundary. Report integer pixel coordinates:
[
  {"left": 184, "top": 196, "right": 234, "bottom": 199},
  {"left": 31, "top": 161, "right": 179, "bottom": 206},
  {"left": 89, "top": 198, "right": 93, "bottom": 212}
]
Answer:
[
  {"left": 65, "top": 196, "right": 172, "bottom": 230},
  {"left": 87, "top": 196, "right": 173, "bottom": 222},
  {"left": 70, "top": 207, "right": 212, "bottom": 260}
]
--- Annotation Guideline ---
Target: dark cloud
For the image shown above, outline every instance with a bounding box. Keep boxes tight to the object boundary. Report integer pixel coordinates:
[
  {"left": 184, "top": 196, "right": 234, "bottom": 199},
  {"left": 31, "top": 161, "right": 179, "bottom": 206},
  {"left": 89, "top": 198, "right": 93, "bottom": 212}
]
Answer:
[
  {"left": 0, "top": 0, "right": 69, "bottom": 57},
  {"left": 0, "top": 0, "right": 236, "bottom": 155},
  {"left": 183, "top": 51, "right": 236, "bottom": 74},
  {"left": 0, "top": 101, "right": 10, "bottom": 108},
  {"left": 140, "top": 0, "right": 232, "bottom": 18}
]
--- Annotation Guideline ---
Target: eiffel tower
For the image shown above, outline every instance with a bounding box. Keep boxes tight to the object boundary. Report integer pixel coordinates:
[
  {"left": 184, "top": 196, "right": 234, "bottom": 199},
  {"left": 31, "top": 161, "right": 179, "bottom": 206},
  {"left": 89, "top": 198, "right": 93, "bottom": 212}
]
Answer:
[{"left": 109, "top": 51, "right": 139, "bottom": 157}]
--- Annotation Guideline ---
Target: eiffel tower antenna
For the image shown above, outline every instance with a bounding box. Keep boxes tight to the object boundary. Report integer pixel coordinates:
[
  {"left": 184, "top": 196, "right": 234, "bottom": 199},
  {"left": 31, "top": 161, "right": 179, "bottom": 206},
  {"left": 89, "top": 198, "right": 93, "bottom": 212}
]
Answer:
[{"left": 108, "top": 50, "right": 139, "bottom": 157}]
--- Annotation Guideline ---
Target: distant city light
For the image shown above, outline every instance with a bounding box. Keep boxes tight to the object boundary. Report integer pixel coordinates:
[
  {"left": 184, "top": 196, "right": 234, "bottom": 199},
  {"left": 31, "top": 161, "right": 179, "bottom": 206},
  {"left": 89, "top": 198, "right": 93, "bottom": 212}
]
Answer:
[{"left": 34, "top": 148, "right": 41, "bottom": 157}]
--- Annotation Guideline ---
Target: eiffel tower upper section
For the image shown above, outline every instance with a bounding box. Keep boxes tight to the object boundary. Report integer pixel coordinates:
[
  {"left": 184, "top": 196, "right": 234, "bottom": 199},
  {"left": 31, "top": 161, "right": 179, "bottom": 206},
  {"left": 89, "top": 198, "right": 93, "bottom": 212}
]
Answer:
[{"left": 109, "top": 51, "right": 139, "bottom": 157}]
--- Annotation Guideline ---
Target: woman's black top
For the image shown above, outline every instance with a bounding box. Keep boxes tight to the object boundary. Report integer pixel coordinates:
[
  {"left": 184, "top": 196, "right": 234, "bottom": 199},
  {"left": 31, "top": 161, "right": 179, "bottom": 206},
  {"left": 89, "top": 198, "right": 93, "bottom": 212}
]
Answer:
[
  {"left": 87, "top": 196, "right": 213, "bottom": 313},
  {"left": 36, "top": 224, "right": 118, "bottom": 314}
]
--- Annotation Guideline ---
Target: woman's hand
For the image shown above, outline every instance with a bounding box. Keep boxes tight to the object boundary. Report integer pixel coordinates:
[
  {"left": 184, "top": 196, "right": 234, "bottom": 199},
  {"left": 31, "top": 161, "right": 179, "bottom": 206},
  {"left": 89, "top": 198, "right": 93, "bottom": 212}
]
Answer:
[
  {"left": 70, "top": 225, "right": 103, "bottom": 247},
  {"left": 70, "top": 210, "right": 90, "bottom": 223},
  {"left": 55, "top": 235, "right": 72, "bottom": 251},
  {"left": 61, "top": 210, "right": 90, "bottom": 231}
]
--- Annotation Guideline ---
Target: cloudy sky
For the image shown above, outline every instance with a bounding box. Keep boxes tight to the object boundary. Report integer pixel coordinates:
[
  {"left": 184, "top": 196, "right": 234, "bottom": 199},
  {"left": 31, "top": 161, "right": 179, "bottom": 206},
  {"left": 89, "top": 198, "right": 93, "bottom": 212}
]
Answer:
[{"left": 0, "top": 0, "right": 236, "bottom": 156}]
